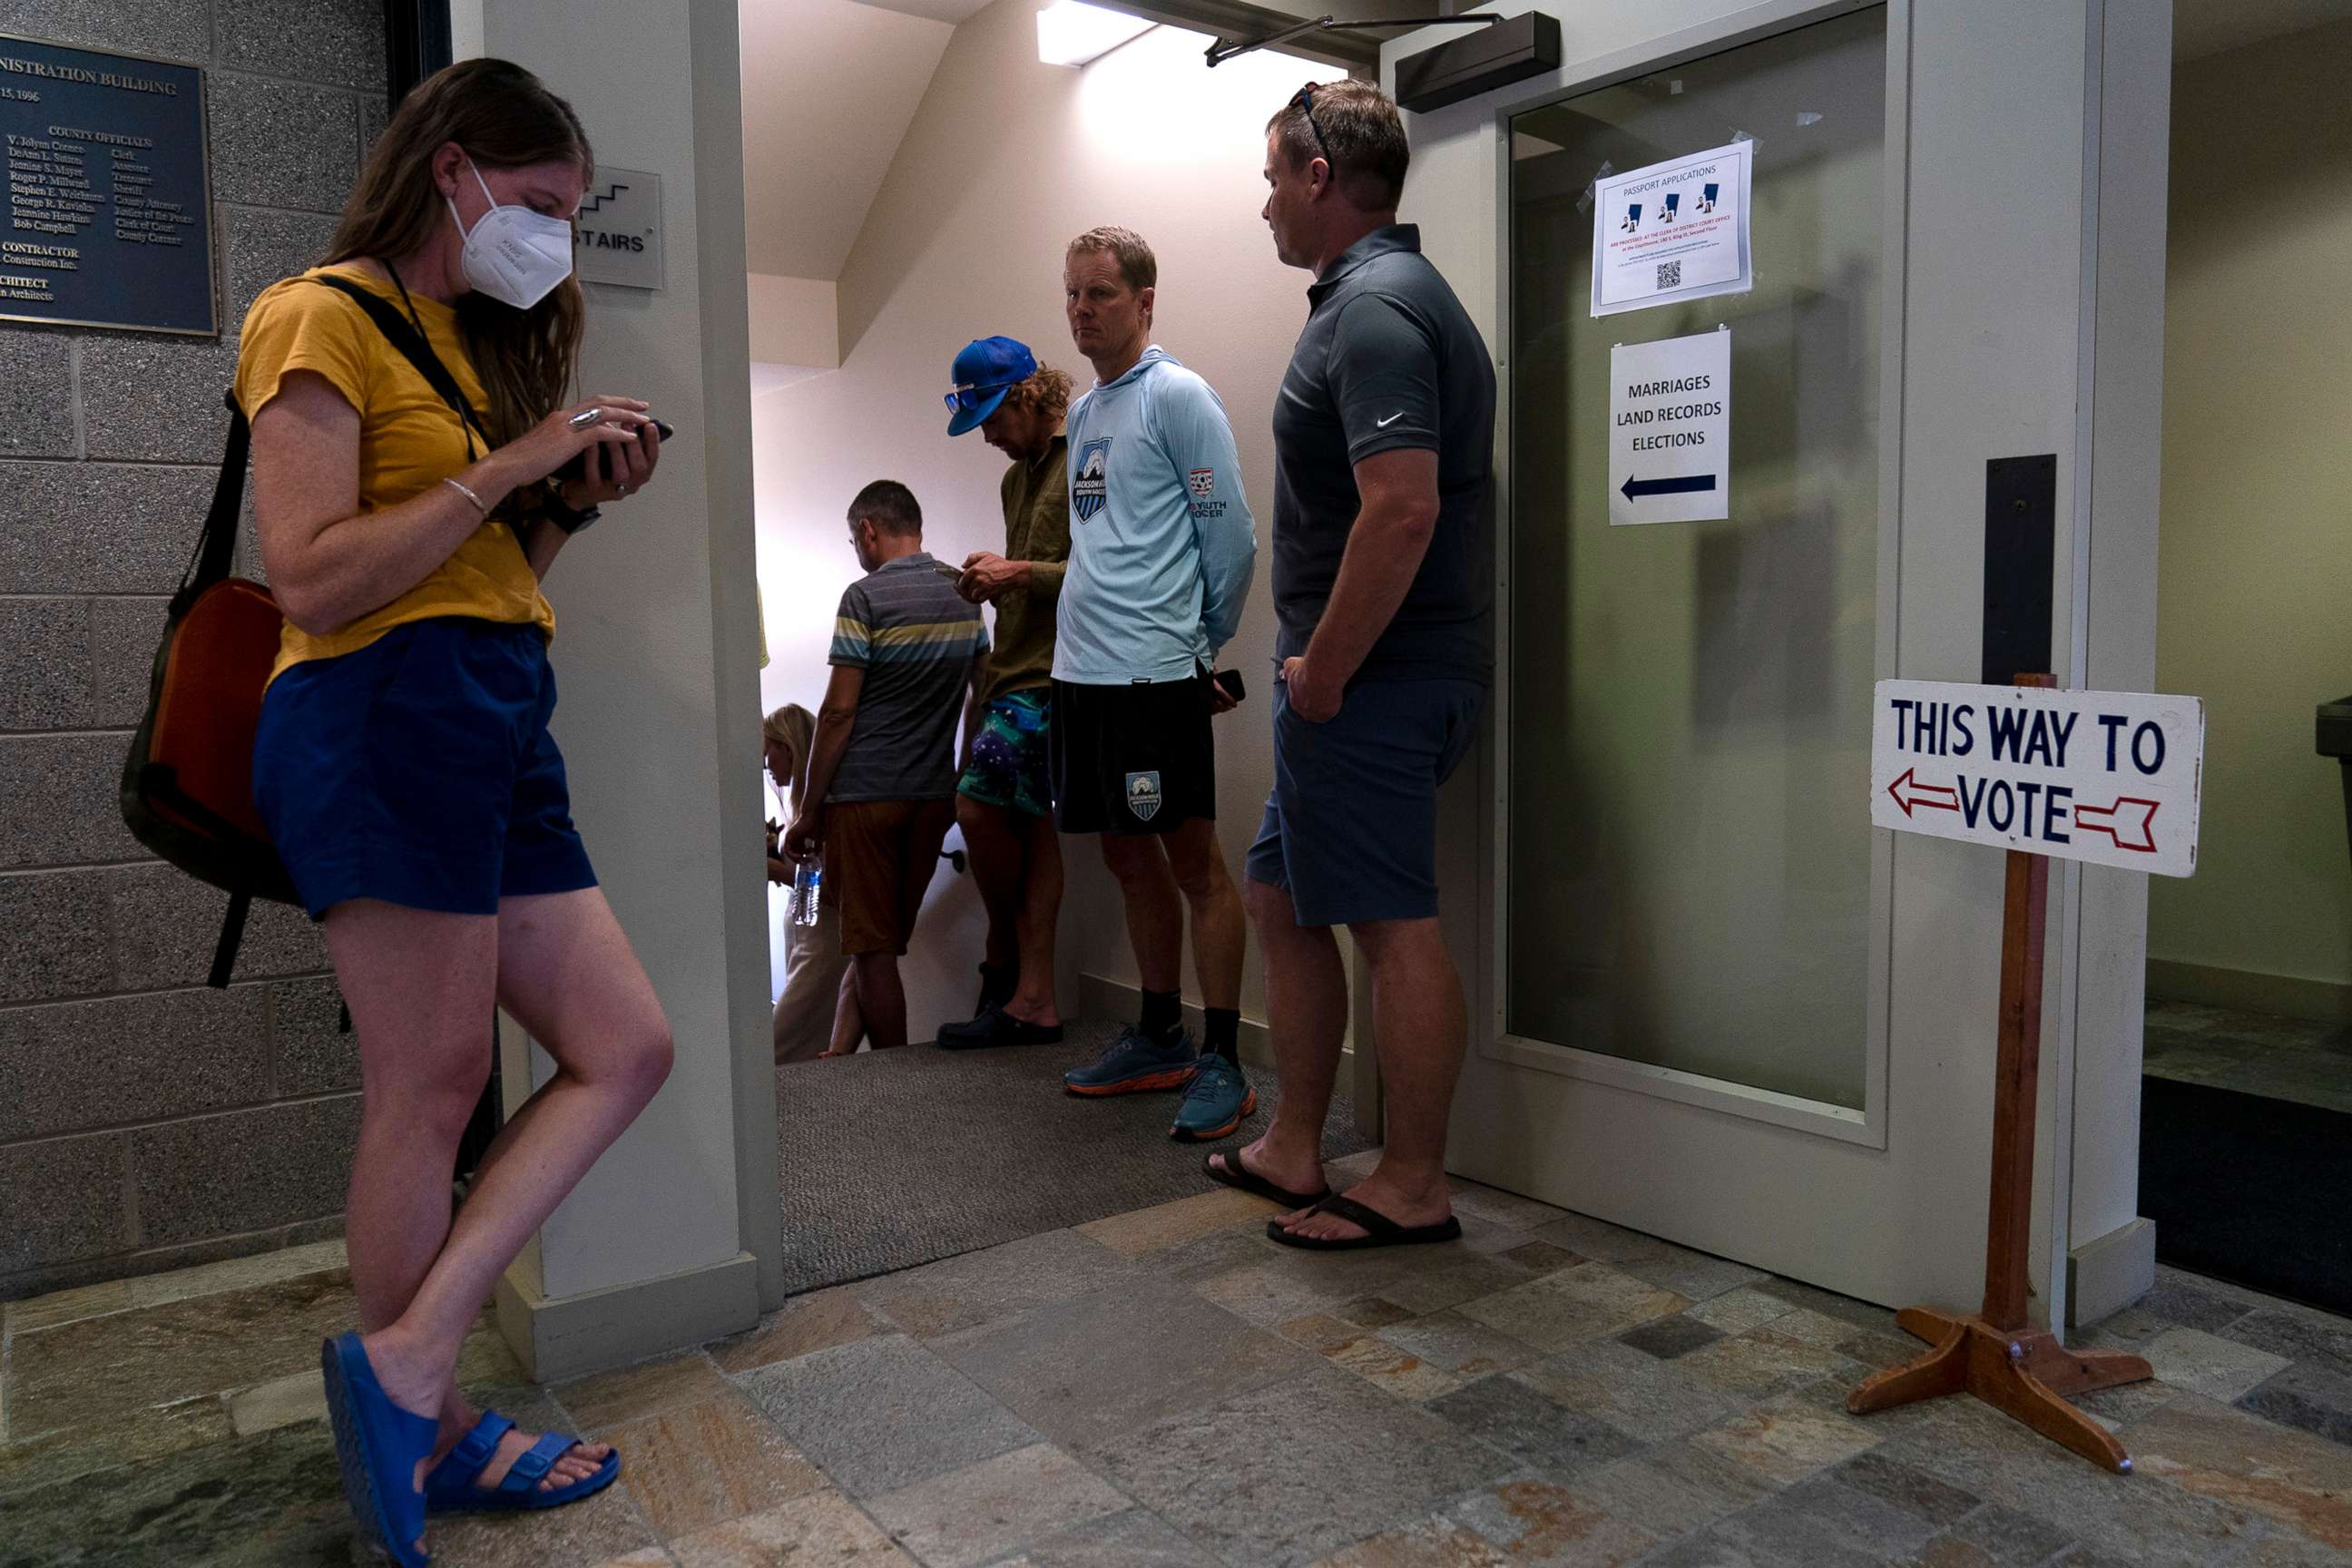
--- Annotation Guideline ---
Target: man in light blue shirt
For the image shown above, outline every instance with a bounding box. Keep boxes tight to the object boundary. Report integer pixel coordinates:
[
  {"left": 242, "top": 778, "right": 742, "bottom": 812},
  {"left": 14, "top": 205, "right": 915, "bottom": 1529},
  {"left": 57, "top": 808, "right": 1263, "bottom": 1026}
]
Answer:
[{"left": 1051, "top": 225, "right": 1261, "bottom": 1142}]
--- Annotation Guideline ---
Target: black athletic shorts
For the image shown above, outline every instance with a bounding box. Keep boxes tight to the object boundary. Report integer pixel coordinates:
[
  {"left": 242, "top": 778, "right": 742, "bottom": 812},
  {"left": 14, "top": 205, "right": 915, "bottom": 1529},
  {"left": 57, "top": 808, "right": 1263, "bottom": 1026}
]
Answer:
[{"left": 1050, "top": 672, "right": 1216, "bottom": 835}]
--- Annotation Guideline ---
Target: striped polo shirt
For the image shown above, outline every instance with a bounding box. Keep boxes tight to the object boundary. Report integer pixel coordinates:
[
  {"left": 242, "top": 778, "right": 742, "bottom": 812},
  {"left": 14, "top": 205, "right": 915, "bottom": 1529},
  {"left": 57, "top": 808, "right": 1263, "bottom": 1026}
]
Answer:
[{"left": 826, "top": 552, "right": 990, "bottom": 802}]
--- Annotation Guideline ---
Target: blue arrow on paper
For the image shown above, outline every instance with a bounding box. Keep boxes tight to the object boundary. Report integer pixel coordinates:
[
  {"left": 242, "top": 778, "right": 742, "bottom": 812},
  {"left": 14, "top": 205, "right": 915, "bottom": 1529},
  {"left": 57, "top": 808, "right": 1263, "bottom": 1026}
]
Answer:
[{"left": 1621, "top": 473, "right": 1718, "bottom": 501}]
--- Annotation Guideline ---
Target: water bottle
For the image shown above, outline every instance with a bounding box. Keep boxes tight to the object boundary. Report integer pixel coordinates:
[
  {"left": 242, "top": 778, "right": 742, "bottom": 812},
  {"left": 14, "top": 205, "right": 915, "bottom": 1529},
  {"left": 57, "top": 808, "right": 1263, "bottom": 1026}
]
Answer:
[{"left": 789, "top": 861, "right": 822, "bottom": 927}]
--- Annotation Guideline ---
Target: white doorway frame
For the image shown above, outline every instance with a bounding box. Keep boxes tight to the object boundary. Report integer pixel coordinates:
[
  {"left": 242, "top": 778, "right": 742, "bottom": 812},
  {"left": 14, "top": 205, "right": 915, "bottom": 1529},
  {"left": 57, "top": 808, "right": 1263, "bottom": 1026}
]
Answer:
[
  {"left": 1475, "top": 0, "right": 1906, "bottom": 1158},
  {"left": 1389, "top": 0, "right": 2171, "bottom": 1328}
]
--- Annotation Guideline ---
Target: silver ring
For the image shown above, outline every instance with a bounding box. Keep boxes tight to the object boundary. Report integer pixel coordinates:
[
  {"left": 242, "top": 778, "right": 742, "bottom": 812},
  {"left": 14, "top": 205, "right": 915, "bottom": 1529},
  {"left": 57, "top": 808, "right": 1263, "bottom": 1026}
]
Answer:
[
  {"left": 567, "top": 407, "right": 607, "bottom": 430},
  {"left": 614, "top": 482, "right": 629, "bottom": 495}
]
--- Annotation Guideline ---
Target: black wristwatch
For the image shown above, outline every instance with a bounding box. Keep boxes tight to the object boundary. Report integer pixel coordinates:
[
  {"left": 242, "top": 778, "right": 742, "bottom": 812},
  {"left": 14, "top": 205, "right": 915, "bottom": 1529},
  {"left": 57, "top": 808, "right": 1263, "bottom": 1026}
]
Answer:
[{"left": 539, "top": 486, "right": 602, "bottom": 536}]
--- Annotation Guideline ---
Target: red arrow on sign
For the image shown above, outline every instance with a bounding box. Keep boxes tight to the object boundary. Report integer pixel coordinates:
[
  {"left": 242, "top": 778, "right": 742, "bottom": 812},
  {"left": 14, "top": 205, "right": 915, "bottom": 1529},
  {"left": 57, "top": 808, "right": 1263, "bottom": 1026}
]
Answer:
[
  {"left": 1886, "top": 768, "right": 1960, "bottom": 818},
  {"left": 2073, "top": 797, "right": 2161, "bottom": 852}
]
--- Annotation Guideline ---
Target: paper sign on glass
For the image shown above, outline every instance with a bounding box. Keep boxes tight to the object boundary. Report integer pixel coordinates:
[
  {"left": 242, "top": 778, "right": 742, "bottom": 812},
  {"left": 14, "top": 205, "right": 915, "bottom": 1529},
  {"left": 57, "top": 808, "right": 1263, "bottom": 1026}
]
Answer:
[
  {"left": 1591, "top": 141, "right": 1753, "bottom": 318},
  {"left": 1609, "top": 330, "right": 1730, "bottom": 525}
]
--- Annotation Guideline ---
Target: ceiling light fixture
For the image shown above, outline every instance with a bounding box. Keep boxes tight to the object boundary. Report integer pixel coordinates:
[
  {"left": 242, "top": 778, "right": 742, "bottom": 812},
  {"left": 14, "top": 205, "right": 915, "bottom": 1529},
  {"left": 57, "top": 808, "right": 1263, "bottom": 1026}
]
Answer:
[{"left": 1037, "top": 0, "right": 1155, "bottom": 67}]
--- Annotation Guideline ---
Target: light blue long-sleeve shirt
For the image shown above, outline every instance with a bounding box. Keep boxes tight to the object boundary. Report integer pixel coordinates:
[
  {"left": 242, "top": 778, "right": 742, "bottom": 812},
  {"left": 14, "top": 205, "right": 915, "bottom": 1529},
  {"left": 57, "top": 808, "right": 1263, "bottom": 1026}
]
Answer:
[{"left": 1054, "top": 347, "right": 1258, "bottom": 684}]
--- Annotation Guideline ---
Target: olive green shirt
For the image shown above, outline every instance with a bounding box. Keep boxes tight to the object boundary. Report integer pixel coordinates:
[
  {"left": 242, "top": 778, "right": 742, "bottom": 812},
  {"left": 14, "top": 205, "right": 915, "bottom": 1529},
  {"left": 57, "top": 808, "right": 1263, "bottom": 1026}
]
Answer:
[{"left": 980, "top": 435, "right": 1070, "bottom": 705}]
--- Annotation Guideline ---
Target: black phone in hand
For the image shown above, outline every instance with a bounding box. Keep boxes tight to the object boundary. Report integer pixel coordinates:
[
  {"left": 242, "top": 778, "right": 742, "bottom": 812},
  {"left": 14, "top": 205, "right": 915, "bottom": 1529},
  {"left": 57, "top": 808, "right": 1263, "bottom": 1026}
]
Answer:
[
  {"left": 554, "top": 418, "right": 674, "bottom": 485},
  {"left": 1214, "top": 668, "right": 1246, "bottom": 704}
]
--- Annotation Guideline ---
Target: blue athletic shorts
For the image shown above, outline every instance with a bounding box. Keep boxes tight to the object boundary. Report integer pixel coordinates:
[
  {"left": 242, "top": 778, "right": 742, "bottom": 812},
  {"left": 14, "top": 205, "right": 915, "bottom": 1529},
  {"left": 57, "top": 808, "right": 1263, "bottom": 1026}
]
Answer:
[
  {"left": 1247, "top": 675, "right": 1483, "bottom": 927},
  {"left": 252, "top": 617, "right": 598, "bottom": 919}
]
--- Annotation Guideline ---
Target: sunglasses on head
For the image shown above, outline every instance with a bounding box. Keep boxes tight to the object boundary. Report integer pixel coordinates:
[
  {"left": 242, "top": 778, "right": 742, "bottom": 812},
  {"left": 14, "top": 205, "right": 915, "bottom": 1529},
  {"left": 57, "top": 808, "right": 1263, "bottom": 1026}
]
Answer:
[
  {"left": 943, "top": 382, "right": 1017, "bottom": 416},
  {"left": 1289, "top": 82, "right": 1335, "bottom": 172}
]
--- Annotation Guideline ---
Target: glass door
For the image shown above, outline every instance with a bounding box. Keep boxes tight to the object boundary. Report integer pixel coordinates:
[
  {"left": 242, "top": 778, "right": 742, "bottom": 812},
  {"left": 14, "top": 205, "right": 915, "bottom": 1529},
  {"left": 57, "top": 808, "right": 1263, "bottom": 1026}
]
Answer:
[
  {"left": 1406, "top": 0, "right": 2170, "bottom": 1318},
  {"left": 1501, "top": 6, "right": 1888, "bottom": 1120}
]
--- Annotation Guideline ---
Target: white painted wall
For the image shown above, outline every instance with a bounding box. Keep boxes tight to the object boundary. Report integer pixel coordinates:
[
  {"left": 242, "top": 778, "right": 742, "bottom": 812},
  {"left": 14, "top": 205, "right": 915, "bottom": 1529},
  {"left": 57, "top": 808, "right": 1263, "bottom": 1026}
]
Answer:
[
  {"left": 749, "top": 273, "right": 841, "bottom": 368},
  {"left": 740, "top": 0, "right": 956, "bottom": 279},
  {"left": 450, "top": 0, "right": 485, "bottom": 61},
  {"left": 750, "top": 0, "right": 1345, "bottom": 1039},
  {"left": 2147, "top": 19, "right": 2352, "bottom": 1008},
  {"left": 2066, "top": 0, "right": 2173, "bottom": 1312},
  {"left": 2175, "top": 0, "right": 2347, "bottom": 61},
  {"left": 484, "top": 0, "right": 768, "bottom": 1313}
]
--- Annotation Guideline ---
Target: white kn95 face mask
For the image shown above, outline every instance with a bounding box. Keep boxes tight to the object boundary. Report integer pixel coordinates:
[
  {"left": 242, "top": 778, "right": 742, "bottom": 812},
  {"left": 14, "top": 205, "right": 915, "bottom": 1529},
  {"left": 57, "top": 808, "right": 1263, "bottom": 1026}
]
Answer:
[{"left": 446, "top": 153, "right": 574, "bottom": 310}]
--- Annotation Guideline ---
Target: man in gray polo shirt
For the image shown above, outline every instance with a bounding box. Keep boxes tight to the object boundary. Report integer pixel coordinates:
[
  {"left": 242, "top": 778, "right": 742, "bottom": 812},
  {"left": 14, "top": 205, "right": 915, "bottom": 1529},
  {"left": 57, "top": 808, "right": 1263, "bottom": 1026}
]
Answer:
[
  {"left": 785, "top": 480, "right": 990, "bottom": 1054},
  {"left": 1204, "top": 80, "right": 1496, "bottom": 1251}
]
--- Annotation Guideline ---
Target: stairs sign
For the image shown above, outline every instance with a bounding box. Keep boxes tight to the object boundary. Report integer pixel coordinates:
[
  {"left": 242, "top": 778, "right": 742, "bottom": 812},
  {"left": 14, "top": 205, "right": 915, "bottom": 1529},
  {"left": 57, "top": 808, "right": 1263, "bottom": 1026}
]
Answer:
[
  {"left": 1870, "top": 679, "right": 2206, "bottom": 877},
  {"left": 573, "top": 166, "right": 663, "bottom": 291},
  {"left": 1609, "top": 328, "right": 1730, "bottom": 525}
]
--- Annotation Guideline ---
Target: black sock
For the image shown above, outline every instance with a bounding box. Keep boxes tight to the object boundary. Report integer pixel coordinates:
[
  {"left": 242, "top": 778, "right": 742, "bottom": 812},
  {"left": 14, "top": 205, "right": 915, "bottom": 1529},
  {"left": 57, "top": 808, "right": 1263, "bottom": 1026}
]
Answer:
[
  {"left": 1140, "top": 988, "right": 1183, "bottom": 1042},
  {"left": 1203, "top": 1007, "right": 1241, "bottom": 1063}
]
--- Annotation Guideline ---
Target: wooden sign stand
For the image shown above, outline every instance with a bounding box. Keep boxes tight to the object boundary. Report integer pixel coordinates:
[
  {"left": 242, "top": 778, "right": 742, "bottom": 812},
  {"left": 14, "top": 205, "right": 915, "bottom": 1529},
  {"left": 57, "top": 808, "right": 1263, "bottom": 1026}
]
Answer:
[{"left": 1847, "top": 673, "right": 2155, "bottom": 1474}]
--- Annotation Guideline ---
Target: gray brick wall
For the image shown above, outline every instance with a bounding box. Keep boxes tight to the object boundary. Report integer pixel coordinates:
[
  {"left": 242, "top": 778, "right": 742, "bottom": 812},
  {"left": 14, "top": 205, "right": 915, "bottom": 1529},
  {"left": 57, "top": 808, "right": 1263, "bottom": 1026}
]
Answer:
[{"left": 0, "top": 0, "right": 387, "bottom": 1300}]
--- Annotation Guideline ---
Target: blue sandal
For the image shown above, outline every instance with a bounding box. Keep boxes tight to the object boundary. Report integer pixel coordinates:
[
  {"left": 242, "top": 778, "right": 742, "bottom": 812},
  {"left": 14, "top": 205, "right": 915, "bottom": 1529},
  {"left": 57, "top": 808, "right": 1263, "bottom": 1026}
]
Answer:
[
  {"left": 319, "top": 1332, "right": 438, "bottom": 1568},
  {"left": 424, "top": 1409, "right": 621, "bottom": 1513}
]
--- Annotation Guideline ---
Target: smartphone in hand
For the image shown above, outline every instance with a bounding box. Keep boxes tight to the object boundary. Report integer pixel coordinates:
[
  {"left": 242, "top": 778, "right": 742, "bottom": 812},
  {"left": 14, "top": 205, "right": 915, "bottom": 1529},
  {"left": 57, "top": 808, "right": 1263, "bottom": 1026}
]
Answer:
[
  {"left": 553, "top": 418, "right": 675, "bottom": 485},
  {"left": 1213, "top": 668, "right": 1247, "bottom": 704}
]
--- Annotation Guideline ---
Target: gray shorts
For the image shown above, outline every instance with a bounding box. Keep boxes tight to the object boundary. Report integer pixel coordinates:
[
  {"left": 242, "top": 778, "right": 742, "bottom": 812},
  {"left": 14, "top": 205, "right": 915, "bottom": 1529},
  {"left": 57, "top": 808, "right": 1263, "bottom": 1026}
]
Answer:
[{"left": 1246, "top": 675, "right": 1483, "bottom": 927}]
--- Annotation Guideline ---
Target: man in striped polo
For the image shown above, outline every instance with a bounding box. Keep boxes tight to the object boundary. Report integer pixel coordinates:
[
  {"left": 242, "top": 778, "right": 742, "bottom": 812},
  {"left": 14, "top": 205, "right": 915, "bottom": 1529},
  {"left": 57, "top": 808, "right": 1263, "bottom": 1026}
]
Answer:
[{"left": 784, "top": 480, "right": 990, "bottom": 1053}]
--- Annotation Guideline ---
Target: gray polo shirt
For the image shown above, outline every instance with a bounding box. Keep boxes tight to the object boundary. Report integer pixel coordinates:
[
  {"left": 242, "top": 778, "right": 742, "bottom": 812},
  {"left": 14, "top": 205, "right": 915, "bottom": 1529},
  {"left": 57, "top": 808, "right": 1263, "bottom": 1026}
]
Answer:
[
  {"left": 1269, "top": 224, "right": 1496, "bottom": 683},
  {"left": 826, "top": 553, "right": 988, "bottom": 802}
]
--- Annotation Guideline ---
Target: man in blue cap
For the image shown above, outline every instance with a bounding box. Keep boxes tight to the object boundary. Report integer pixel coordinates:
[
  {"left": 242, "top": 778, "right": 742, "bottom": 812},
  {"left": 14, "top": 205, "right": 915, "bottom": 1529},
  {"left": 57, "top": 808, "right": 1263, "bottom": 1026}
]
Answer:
[{"left": 936, "top": 337, "right": 1077, "bottom": 1049}]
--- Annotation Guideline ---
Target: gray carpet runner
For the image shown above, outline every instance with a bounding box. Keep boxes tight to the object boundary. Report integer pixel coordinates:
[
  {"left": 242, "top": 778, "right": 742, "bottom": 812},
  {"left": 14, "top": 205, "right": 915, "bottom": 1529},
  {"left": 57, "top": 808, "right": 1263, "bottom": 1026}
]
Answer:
[{"left": 775, "top": 1020, "right": 1373, "bottom": 1296}]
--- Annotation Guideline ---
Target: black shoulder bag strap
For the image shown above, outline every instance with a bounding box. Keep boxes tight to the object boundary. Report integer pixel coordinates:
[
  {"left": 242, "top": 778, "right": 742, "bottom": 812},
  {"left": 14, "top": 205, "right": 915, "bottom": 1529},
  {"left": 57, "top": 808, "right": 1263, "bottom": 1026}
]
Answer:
[
  {"left": 170, "top": 388, "right": 259, "bottom": 989},
  {"left": 182, "top": 392, "right": 250, "bottom": 605},
  {"left": 307, "top": 272, "right": 494, "bottom": 458}
]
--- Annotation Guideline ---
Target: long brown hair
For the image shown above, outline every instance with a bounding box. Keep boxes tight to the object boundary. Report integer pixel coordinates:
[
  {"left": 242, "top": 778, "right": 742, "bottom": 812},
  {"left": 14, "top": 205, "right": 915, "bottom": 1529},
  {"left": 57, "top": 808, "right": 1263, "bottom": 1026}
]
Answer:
[
  {"left": 325, "top": 58, "right": 591, "bottom": 444},
  {"left": 1002, "top": 365, "right": 1075, "bottom": 424}
]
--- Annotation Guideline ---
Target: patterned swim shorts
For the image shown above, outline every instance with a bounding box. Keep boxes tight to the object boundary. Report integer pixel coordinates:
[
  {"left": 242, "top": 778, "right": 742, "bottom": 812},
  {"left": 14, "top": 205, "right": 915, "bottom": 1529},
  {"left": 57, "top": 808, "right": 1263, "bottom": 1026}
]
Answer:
[{"left": 956, "top": 688, "right": 1054, "bottom": 818}]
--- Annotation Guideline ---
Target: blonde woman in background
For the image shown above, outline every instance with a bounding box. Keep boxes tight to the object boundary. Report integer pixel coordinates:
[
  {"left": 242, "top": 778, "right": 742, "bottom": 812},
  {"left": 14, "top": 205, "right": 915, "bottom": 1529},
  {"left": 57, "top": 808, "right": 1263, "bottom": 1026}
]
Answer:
[{"left": 765, "top": 704, "right": 860, "bottom": 1059}]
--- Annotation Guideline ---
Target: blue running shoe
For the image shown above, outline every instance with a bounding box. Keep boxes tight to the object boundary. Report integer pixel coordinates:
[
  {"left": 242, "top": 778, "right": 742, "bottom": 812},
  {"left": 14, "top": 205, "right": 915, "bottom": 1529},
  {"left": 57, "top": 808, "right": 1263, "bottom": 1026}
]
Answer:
[
  {"left": 1064, "top": 1025, "right": 1199, "bottom": 1096},
  {"left": 1170, "top": 1053, "right": 1256, "bottom": 1142}
]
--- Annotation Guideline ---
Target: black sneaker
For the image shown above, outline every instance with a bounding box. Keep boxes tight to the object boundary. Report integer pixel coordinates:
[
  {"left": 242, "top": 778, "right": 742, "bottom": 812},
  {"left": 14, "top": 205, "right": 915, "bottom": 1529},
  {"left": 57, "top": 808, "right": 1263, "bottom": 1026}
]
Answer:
[
  {"left": 939, "top": 964, "right": 1013, "bottom": 1044},
  {"left": 973, "top": 962, "right": 1015, "bottom": 1016},
  {"left": 936, "top": 1005, "right": 1066, "bottom": 1051}
]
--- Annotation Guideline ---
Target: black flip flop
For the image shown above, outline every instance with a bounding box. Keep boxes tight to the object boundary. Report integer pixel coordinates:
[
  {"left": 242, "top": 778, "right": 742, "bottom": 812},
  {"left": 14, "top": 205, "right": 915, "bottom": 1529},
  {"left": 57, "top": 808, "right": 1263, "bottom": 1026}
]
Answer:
[
  {"left": 1202, "top": 1151, "right": 1328, "bottom": 1211},
  {"left": 1267, "top": 1192, "right": 1464, "bottom": 1251}
]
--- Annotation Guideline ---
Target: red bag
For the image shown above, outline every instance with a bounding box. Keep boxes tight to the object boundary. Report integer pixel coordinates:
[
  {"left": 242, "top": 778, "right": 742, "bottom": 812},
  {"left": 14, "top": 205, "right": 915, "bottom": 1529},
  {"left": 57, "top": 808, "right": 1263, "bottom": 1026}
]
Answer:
[
  {"left": 121, "top": 390, "right": 299, "bottom": 985},
  {"left": 122, "top": 275, "right": 496, "bottom": 985}
]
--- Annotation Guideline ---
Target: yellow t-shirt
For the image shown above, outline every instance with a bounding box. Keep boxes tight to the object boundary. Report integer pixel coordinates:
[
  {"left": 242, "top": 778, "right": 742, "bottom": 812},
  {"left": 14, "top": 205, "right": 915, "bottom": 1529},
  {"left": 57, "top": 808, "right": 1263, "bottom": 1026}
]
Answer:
[{"left": 235, "top": 263, "right": 556, "bottom": 682}]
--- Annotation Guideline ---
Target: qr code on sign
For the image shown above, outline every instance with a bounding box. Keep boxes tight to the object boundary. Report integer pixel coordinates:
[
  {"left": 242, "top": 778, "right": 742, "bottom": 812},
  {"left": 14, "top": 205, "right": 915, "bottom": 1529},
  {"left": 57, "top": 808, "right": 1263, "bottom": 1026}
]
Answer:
[{"left": 1656, "top": 259, "right": 1683, "bottom": 289}]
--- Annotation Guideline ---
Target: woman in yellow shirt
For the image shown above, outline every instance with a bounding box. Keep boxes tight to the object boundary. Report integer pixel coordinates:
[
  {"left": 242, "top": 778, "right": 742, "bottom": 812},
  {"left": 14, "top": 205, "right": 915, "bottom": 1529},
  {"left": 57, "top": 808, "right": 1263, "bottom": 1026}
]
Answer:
[{"left": 239, "top": 60, "right": 669, "bottom": 1564}]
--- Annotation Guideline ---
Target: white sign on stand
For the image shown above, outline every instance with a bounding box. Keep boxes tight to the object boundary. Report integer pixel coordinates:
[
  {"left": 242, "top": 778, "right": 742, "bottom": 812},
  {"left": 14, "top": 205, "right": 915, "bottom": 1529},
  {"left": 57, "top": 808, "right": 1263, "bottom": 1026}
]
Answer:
[
  {"left": 1609, "top": 329, "right": 1730, "bottom": 525},
  {"left": 1591, "top": 140, "right": 1753, "bottom": 318},
  {"left": 1869, "top": 680, "right": 2206, "bottom": 877}
]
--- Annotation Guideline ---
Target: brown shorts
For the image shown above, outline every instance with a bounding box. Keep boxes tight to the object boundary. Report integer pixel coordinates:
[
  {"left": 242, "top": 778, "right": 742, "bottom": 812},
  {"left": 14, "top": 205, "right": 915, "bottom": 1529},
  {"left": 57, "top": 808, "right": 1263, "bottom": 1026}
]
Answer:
[{"left": 828, "top": 797, "right": 956, "bottom": 956}]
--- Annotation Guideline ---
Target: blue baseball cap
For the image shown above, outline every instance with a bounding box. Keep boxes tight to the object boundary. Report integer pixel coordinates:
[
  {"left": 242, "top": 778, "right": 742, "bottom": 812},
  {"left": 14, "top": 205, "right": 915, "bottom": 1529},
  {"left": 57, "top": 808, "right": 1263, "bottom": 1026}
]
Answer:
[{"left": 945, "top": 336, "right": 1038, "bottom": 436}]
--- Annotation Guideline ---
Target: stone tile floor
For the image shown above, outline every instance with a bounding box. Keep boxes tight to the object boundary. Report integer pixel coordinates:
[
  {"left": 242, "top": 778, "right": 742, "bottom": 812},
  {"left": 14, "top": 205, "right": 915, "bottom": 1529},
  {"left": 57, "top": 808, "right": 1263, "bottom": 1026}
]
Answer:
[
  {"left": 2143, "top": 999, "right": 2352, "bottom": 1116},
  {"left": 5, "top": 1150, "right": 2351, "bottom": 1565}
]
